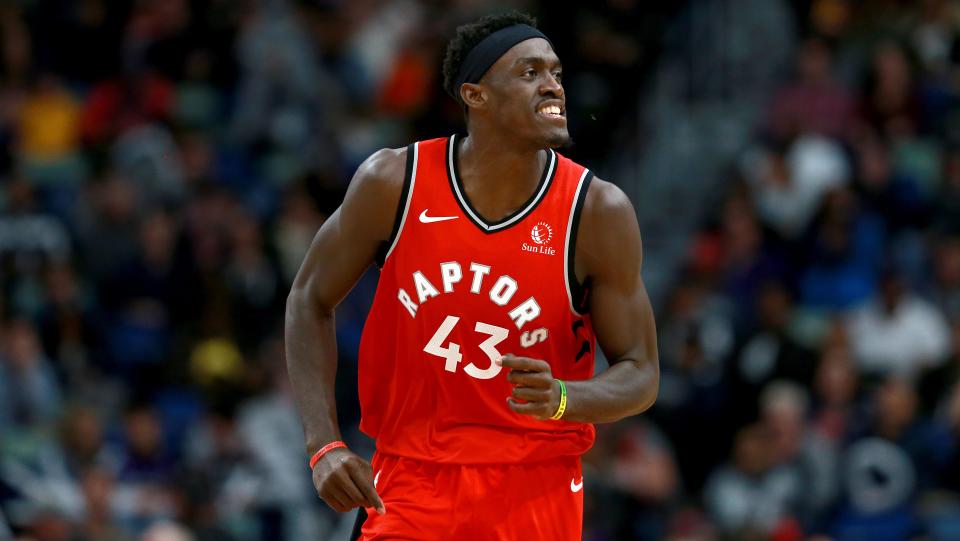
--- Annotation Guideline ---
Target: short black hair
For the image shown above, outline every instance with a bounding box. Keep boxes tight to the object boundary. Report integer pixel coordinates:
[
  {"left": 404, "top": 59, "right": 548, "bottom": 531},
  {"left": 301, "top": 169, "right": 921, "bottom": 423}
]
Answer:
[{"left": 442, "top": 11, "right": 538, "bottom": 101}]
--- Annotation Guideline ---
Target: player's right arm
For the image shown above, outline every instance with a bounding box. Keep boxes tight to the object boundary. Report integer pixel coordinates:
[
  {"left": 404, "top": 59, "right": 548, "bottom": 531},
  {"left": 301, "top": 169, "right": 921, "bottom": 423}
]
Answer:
[{"left": 285, "top": 147, "right": 407, "bottom": 515}]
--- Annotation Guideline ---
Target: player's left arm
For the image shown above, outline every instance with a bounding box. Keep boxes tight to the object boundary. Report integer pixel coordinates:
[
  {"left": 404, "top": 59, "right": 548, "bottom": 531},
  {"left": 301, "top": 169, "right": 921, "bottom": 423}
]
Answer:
[{"left": 502, "top": 177, "right": 659, "bottom": 423}]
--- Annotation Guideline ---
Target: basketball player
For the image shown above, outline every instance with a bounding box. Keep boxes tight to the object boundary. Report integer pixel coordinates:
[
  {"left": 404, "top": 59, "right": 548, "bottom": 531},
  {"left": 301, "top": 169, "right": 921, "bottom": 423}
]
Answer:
[{"left": 285, "top": 12, "right": 659, "bottom": 540}]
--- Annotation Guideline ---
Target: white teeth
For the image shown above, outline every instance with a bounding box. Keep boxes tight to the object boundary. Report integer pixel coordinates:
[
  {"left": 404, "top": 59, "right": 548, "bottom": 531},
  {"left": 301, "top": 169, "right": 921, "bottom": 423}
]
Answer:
[{"left": 538, "top": 105, "right": 562, "bottom": 116}]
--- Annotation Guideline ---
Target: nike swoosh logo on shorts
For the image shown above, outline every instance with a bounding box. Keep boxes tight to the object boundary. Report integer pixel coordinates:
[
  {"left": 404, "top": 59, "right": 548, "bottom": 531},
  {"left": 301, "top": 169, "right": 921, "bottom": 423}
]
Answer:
[
  {"left": 419, "top": 210, "right": 459, "bottom": 223},
  {"left": 570, "top": 477, "right": 583, "bottom": 492},
  {"left": 374, "top": 470, "right": 381, "bottom": 487}
]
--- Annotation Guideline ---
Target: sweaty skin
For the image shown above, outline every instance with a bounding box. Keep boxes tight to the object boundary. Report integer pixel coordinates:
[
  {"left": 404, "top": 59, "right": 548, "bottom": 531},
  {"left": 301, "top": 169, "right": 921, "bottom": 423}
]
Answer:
[{"left": 285, "top": 37, "right": 659, "bottom": 516}]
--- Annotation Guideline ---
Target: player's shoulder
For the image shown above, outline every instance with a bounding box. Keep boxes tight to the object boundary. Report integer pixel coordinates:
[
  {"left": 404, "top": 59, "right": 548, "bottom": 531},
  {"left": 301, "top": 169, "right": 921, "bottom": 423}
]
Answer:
[
  {"left": 576, "top": 175, "right": 642, "bottom": 276},
  {"left": 553, "top": 152, "right": 634, "bottom": 220},
  {"left": 352, "top": 146, "right": 409, "bottom": 194},
  {"left": 581, "top": 176, "right": 637, "bottom": 228},
  {"left": 340, "top": 146, "right": 410, "bottom": 240}
]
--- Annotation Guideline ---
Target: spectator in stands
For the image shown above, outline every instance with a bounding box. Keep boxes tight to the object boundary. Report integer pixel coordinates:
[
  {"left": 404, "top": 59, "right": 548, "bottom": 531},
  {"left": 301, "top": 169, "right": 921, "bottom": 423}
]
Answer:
[
  {"left": 864, "top": 378, "right": 951, "bottom": 491},
  {"left": 141, "top": 521, "right": 194, "bottom": 541},
  {"left": 272, "top": 185, "right": 326, "bottom": 286},
  {"left": 857, "top": 41, "right": 922, "bottom": 139},
  {"left": 799, "top": 187, "right": 885, "bottom": 310},
  {"left": 0, "top": 176, "right": 72, "bottom": 271},
  {"left": 101, "top": 208, "right": 192, "bottom": 386},
  {"left": 224, "top": 206, "right": 281, "bottom": 353},
  {"left": 654, "top": 278, "right": 733, "bottom": 491},
  {"left": 237, "top": 338, "right": 329, "bottom": 541},
  {"left": 928, "top": 236, "right": 960, "bottom": 320},
  {"left": 0, "top": 404, "right": 112, "bottom": 536},
  {"left": 933, "top": 148, "right": 960, "bottom": 235},
  {"left": 927, "top": 380, "right": 960, "bottom": 541},
  {"left": 811, "top": 344, "right": 866, "bottom": 443},
  {"left": 78, "top": 467, "right": 131, "bottom": 541},
  {"left": 758, "top": 381, "right": 839, "bottom": 530},
  {"left": 586, "top": 420, "right": 680, "bottom": 540},
  {"left": 918, "top": 321, "right": 960, "bottom": 416},
  {"left": 57, "top": 405, "right": 117, "bottom": 479},
  {"left": 173, "top": 52, "right": 223, "bottom": 132},
  {"left": 16, "top": 73, "right": 85, "bottom": 191},
  {"left": 830, "top": 377, "right": 951, "bottom": 541},
  {"left": 767, "top": 36, "right": 854, "bottom": 140},
  {"left": 848, "top": 266, "right": 951, "bottom": 379},
  {"left": 938, "top": 382, "right": 960, "bottom": 493},
  {"left": 729, "top": 282, "right": 815, "bottom": 426},
  {"left": 20, "top": 507, "right": 79, "bottom": 541},
  {"left": 75, "top": 174, "right": 141, "bottom": 282},
  {"left": 79, "top": 69, "right": 173, "bottom": 148},
  {"left": 852, "top": 130, "right": 929, "bottom": 234},
  {"left": 110, "top": 123, "right": 186, "bottom": 204},
  {"left": 704, "top": 423, "right": 803, "bottom": 541},
  {"left": 36, "top": 263, "right": 106, "bottom": 398},
  {"left": 0, "top": 318, "right": 63, "bottom": 436},
  {"left": 742, "top": 135, "right": 851, "bottom": 240},
  {"left": 181, "top": 398, "right": 252, "bottom": 541},
  {"left": 112, "top": 403, "right": 178, "bottom": 534},
  {"left": 229, "top": 0, "right": 336, "bottom": 184},
  {"left": 716, "top": 194, "right": 786, "bottom": 330}
]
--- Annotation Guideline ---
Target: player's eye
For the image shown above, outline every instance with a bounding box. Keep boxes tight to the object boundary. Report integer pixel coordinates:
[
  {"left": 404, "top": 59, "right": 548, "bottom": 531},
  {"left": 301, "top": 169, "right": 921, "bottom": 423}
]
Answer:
[
  {"left": 523, "top": 69, "right": 536, "bottom": 78},
  {"left": 552, "top": 71, "right": 563, "bottom": 82}
]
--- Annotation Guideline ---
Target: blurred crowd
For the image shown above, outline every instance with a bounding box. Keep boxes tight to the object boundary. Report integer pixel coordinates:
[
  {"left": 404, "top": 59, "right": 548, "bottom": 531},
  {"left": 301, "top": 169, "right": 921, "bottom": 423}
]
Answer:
[
  {"left": 1, "top": 0, "right": 960, "bottom": 541},
  {"left": 589, "top": 1, "right": 960, "bottom": 541}
]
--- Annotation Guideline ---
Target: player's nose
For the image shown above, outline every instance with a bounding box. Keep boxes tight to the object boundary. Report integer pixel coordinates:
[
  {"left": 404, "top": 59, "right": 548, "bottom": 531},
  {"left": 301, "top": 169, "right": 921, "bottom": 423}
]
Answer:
[{"left": 539, "top": 75, "right": 563, "bottom": 98}]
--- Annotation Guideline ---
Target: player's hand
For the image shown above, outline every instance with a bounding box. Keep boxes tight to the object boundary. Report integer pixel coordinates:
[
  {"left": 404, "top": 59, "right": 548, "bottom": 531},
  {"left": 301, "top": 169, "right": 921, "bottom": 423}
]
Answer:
[
  {"left": 311, "top": 447, "right": 386, "bottom": 515},
  {"left": 498, "top": 354, "right": 561, "bottom": 421}
]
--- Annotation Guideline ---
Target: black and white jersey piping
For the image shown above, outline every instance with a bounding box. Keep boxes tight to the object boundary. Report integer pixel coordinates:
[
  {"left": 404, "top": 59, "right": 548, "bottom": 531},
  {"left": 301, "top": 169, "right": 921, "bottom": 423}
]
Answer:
[{"left": 445, "top": 133, "right": 558, "bottom": 234}]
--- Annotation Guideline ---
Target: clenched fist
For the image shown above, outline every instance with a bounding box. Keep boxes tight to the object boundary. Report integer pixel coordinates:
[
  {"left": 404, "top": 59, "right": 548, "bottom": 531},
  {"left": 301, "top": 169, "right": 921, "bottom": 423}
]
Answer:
[
  {"left": 499, "top": 354, "right": 562, "bottom": 420},
  {"left": 312, "top": 447, "right": 386, "bottom": 515}
]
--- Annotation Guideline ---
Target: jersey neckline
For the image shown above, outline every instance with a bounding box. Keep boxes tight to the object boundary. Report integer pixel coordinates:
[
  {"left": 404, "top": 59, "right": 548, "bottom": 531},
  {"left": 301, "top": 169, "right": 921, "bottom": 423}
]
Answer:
[{"left": 445, "top": 134, "right": 558, "bottom": 234}]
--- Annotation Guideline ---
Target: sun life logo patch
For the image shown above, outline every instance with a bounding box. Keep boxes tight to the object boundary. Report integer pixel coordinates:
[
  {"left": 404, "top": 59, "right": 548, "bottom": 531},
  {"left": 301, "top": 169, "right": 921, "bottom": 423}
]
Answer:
[{"left": 530, "top": 221, "right": 553, "bottom": 245}]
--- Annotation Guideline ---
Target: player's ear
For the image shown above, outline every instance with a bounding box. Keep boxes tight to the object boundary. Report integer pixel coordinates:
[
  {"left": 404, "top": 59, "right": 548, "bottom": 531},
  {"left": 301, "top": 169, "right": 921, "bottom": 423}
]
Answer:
[{"left": 460, "top": 83, "right": 486, "bottom": 110}]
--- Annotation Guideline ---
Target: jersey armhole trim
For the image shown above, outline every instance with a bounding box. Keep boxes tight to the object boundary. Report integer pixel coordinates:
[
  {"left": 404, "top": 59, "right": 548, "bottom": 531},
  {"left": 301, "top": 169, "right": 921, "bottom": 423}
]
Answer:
[
  {"left": 376, "top": 143, "right": 418, "bottom": 268},
  {"left": 565, "top": 169, "right": 594, "bottom": 315}
]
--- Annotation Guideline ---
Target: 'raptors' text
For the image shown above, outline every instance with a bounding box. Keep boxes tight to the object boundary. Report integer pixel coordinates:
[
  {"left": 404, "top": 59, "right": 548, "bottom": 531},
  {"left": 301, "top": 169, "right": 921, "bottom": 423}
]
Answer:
[{"left": 396, "top": 260, "right": 541, "bottom": 329}]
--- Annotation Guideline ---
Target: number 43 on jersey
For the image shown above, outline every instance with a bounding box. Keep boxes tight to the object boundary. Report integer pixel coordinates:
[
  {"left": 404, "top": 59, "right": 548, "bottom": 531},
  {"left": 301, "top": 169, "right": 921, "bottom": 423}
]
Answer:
[{"left": 423, "top": 315, "right": 549, "bottom": 380}]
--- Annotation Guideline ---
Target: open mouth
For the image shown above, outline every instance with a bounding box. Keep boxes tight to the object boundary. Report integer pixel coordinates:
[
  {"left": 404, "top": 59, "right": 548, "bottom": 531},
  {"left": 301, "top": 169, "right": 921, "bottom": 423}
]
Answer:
[{"left": 536, "top": 103, "right": 565, "bottom": 119}]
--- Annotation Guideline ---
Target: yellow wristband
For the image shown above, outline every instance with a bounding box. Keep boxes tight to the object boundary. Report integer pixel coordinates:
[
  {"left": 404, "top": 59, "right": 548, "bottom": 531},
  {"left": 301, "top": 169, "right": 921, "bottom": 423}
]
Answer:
[{"left": 550, "top": 379, "right": 567, "bottom": 420}]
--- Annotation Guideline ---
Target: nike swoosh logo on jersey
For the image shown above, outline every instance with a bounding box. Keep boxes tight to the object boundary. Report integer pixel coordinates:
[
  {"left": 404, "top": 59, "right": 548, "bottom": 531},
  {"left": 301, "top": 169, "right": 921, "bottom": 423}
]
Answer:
[
  {"left": 570, "top": 477, "right": 583, "bottom": 493},
  {"left": 374, "top": 470, "right": 381, "bottom": 487},
  {"left": 419, "top": 210, "right": 459, "bottom": 223}
]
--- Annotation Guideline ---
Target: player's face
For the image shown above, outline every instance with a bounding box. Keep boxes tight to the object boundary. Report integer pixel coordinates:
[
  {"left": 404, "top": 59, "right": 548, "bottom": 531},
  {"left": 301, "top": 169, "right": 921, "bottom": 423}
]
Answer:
[{"left": 481, "top": 38, "right": 569, "bottom": 148}]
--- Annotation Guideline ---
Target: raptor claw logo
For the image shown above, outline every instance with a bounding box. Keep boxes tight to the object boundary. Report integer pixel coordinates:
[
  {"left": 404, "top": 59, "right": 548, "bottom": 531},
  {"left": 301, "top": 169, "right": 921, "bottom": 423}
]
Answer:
[{"left": 572, "top": 319, "right": 591, "bottom": 363}]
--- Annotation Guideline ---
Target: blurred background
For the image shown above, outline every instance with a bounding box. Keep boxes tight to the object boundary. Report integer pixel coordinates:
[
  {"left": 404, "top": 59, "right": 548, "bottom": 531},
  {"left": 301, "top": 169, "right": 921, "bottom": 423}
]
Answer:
[{"left": 1, "top": 0, "right": 960, "bottom": 540}]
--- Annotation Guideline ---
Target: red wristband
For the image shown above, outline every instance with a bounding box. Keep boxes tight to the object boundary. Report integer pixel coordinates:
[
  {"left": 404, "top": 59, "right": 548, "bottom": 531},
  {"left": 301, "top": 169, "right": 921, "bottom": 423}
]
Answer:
[{"left": 309, "top": 441, "right": 347, "bottom": 470}]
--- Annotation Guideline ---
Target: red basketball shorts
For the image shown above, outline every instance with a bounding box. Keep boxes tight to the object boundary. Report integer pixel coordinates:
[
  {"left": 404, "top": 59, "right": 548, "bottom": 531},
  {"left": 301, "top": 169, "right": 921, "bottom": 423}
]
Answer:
[{"left": 357, "top": 451, "right": 584, "bottom": 541}]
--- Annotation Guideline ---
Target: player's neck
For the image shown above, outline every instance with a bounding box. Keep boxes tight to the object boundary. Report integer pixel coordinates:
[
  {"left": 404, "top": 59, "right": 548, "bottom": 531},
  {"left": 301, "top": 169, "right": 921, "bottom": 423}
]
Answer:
[{"left": 457, "top": 133, "right": 547, "bottom": 218}]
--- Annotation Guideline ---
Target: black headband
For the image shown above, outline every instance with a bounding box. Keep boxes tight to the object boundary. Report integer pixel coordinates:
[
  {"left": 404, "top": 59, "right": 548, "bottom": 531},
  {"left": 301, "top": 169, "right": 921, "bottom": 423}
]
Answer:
[{"left": 451, "top": 24, "right": 552, "bottom": 103}]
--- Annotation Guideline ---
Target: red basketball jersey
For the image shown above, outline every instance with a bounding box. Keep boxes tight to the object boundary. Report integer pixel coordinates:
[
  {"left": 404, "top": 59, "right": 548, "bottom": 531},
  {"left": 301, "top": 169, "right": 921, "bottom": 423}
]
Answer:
[{"left": 357, "top": 135, "right": 596, "bottom": 464}]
